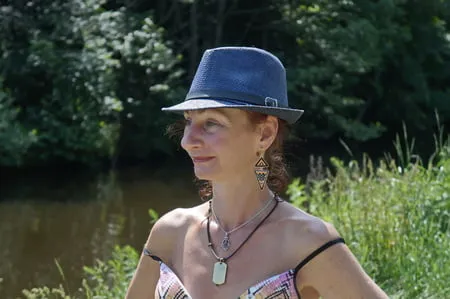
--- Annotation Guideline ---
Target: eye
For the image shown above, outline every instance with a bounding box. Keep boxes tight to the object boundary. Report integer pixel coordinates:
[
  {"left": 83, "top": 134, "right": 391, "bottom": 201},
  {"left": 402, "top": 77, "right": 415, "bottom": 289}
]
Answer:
[
  {"left": 204, "top": 120, "right": 222, "bottom": 132},
  {"left": 205, "top": 120, "right": 219, "bottom": 127}
]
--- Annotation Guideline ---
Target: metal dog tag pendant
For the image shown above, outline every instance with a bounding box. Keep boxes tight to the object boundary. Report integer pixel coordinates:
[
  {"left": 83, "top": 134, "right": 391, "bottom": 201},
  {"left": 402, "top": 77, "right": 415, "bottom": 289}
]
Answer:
[{"left": 212, "top": 261, "right": 227, "bottom": 285}]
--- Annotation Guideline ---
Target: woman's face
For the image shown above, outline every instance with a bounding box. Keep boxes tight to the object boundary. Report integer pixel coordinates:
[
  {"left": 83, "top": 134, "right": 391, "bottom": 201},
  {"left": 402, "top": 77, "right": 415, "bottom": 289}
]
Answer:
[{"left": 181, "top": 108, "right": 262, "bottom": 181}]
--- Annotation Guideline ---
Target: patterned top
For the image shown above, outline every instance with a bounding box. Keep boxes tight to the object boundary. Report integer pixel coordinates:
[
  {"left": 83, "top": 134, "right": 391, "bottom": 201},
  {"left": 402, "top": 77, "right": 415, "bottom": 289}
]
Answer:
[
  {"left": 144, "top": 238, "right": 345, "bottom": 299},
  {"left": 157, "top": 261, "right": 298, "bottom": 299}
]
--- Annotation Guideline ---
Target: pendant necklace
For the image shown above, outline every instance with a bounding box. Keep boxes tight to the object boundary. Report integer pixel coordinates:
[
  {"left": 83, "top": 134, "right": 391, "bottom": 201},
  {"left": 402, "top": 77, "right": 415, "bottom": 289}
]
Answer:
[
  {"left": 206, "top": 194, "right": 280, "bottom": 286},
  {"left": 211, "top": 195, "right": 275, "bottom": 251}
]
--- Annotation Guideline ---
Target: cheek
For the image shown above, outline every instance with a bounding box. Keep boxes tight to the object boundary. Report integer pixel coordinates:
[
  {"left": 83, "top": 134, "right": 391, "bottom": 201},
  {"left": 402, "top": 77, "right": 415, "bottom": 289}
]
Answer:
[
  {"left": 219, "top": 136, "right": 256, "bottom": 168},
  {"left": 208, "top": 135, "right": 228, "bottom": 155}
]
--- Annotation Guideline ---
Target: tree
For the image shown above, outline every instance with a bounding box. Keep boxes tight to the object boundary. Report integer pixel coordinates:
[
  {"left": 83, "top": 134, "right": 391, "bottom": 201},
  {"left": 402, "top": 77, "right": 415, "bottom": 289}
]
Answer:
[
  {"left": 0, "top": 0, "right": 182, "bottom": 166},
  {"left": 280, "top": 0, "right": 450, "bottom": 148}
]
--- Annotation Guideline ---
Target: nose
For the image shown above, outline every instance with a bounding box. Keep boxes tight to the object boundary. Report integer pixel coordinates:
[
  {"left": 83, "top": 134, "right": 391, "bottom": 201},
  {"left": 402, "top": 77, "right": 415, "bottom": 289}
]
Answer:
[{"left": 181, "top": 123, "right": 203, "bottom": 151}]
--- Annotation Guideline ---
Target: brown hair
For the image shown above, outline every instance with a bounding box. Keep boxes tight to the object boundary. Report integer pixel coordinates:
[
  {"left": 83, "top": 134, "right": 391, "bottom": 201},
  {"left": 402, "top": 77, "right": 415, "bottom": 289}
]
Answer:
[{"left": 166, "top": 111, "right": 291, "bottom": 200}]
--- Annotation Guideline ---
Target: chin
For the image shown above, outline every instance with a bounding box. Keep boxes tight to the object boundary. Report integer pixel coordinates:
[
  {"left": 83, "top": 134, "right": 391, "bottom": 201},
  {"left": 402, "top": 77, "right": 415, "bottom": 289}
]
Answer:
[
  {"left": 194, "top": 170, "right": 215, "bottom": 181},
  {"left": 193, "top": 166, "right": 220, "bottom": 181}
]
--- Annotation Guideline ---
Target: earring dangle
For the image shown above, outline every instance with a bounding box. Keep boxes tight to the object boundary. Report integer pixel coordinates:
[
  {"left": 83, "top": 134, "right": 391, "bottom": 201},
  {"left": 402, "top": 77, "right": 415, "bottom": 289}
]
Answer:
[{"left": 254, "top": 153, "right": 269, "bottom": 190}]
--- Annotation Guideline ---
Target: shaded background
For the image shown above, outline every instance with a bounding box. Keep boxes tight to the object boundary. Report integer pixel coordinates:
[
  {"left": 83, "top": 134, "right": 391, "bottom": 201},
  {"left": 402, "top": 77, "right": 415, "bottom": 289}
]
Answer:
[{"left": 1, "top": 0, "right": 450, "bottom": 297}]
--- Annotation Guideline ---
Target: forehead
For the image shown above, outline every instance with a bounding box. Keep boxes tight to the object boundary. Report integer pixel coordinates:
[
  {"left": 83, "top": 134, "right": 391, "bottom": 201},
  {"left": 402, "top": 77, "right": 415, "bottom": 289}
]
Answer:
[{"left": 183, "top": 108, "right": 244, "bottom": 119}]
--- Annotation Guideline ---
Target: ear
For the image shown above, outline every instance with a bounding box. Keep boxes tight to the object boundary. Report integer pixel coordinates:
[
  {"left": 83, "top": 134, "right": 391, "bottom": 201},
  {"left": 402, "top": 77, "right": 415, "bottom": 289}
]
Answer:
[{"left": 258, "top": 116, "right": 279, "bottom": 151}]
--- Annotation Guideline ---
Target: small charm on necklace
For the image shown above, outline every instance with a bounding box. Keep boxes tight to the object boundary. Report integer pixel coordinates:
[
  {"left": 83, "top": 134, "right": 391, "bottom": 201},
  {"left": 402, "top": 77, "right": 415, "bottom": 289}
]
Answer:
[{"left": 221, "top": 234, "right": 231, "bottom": 251}]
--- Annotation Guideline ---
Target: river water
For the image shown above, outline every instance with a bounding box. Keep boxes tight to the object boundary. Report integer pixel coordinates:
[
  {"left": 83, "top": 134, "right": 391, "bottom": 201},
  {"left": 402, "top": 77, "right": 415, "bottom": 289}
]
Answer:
[{"left": 0, "top": 165, "right": 200, "bottom": 299}]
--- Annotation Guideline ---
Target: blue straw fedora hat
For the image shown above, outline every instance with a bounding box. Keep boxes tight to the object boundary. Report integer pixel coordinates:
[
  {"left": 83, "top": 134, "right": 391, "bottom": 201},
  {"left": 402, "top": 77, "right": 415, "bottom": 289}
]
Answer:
[{"left": 161, "top": 46, "right": 304, "bottom": 124}]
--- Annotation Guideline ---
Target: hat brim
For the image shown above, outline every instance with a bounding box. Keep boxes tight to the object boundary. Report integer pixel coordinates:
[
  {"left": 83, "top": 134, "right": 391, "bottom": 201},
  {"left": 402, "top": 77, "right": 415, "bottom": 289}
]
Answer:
[{"left": 161, "top": 99, "right": 304, "bottom": 124}]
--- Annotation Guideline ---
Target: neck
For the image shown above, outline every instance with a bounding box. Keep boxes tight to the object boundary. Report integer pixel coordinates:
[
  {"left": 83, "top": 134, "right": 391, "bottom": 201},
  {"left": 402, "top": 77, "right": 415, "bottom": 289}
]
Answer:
[{"left": 210, "top": 174, "right": 275, "bottom": 231}]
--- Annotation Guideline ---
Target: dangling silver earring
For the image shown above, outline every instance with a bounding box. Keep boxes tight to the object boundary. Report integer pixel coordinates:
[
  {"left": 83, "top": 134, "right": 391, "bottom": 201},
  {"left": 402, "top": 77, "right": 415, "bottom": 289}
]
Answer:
[{"left": 254, "top": 152, "right": 269, "bottom": 190}]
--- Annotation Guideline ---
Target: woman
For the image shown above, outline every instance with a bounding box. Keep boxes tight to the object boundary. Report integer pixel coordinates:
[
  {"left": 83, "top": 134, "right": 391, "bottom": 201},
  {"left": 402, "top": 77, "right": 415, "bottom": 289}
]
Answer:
[{"left": 126, "top": 47, "right": 388, "bottom": 298}]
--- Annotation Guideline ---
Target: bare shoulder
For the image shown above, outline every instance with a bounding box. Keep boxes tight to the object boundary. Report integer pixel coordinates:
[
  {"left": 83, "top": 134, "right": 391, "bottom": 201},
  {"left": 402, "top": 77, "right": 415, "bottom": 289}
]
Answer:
[
  {"left": 277, "top": 202, "right": 342, "bottom": 257},
  {"left": 278, "top": 202, "right": 388, "bottom": 298},
  {"left": 144, "top": 203, "right": 208, "bottom": 263}
]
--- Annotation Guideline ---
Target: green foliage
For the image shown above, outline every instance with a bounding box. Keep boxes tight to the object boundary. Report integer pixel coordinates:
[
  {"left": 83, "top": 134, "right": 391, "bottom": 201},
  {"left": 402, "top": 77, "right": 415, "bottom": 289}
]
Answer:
[
  {"left": 148, "top": 208, "right": 160, "bottom": 224},
  {"left": 21, "top": 245, "right": 138, "bottom": 299},
  {"left": 288, "top": 151, "right": 450, "bottom": 297},
  {"left": 0, "top": 0, "right": 182, "bottom": 166},
  {"left": 0, "top": 80, "right": 37, "bottom": 166},
  {"left": 281, "top": 0, "right": 450, "bottom": 142},
  {"left": 21, "top": 285, "right": 71, "bottom": 299},
  {"left": 2, "top": 0, "right": 450, "bottom": 166},
  {"left": 81, "top": 245, "right": 138, "bottom": 298}
]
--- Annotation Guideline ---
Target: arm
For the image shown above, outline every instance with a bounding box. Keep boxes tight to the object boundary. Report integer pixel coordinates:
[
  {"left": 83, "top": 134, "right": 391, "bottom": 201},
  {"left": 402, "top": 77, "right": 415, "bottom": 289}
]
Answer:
[
  {"left": 296, "top": 221, "right": 389, "bottom": 299},
  {"left": 125, "top": 209, "right": 182, "bottom": 299}
]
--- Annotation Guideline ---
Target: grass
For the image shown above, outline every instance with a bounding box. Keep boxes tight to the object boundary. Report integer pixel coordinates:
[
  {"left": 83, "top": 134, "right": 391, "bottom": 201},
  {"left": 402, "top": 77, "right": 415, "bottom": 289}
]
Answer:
[
  {"left": 287, "top": 123, "right": 450, "bottom": 298},
  {"left": 288, "top": 153, "right": 450, "bottom": 298},
  {"left": 21, "top": 245, "right": 138, "bottom": 299}
]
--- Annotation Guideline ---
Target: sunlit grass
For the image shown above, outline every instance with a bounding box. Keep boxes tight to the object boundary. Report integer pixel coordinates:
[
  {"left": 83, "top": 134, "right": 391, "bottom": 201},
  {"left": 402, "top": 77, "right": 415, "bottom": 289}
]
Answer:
[
  {"left": 287, "top": 143, "right": 450, "bottom": 297},
  {"left": 22, "top": 246, "right": 138, "bottom": 299}
]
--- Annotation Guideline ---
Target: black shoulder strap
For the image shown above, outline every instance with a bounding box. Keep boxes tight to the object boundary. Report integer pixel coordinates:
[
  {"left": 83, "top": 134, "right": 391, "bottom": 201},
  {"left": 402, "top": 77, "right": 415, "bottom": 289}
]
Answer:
[
  {"left": 143, "top": 248, "right": 163, "bottom": 263},
  {"left": 294, "top": 237, "right": 345, "bottom": 273}
]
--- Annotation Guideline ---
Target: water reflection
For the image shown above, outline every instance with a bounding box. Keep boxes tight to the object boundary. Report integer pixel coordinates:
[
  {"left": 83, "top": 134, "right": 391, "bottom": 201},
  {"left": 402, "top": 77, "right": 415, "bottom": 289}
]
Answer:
[{"left": 0, "top": 167, "right": 198, "bottom": 299}]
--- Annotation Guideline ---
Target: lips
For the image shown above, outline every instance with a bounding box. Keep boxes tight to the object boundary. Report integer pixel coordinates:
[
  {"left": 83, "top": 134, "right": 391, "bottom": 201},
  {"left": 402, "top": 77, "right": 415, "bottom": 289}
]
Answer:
[{"left": 192, "top": 156, "right": 215, "bottom": 163}]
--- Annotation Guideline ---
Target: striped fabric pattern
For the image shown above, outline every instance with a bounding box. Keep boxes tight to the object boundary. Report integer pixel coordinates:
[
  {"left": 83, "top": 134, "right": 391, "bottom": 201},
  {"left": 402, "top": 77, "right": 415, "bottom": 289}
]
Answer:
[{"left": 155, "top": 262, "right": 299, "bottom": 299}]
